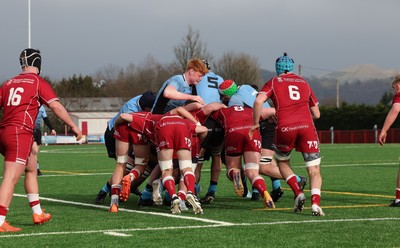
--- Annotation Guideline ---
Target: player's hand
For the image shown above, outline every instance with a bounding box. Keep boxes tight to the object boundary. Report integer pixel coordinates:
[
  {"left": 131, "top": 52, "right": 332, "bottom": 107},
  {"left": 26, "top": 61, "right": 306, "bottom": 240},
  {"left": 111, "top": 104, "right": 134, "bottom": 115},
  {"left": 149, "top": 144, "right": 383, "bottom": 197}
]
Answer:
[
  {"left": 378, "top": 132, "right": 386, "bottom": 146},
  {"left": 248, "top": 124, "right": 259, "bottom": 139},
  {"left": 72, "top": 126, "right": 83, "bottom": 141},
  {"left": 191, "top": 95, "right": 205, "bottom": 105}
]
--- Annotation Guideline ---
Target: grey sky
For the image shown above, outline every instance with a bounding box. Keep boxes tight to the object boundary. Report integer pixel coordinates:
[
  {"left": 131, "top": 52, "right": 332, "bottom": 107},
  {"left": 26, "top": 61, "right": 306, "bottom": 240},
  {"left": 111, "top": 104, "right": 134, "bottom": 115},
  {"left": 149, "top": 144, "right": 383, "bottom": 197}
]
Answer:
[{"left": 1, "top": 0, "right": 399, "bottom": 81}]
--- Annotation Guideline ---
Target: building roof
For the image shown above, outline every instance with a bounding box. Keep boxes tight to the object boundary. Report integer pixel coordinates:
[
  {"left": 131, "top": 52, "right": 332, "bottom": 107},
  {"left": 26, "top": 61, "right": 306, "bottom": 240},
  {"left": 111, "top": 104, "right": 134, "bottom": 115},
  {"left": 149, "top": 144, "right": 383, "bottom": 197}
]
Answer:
[
  {"left": 69, "top": 112, "right": 118, "bottom": 119},
  {"left": 60, "top": 98, "right": 126, "bottom": 112}
]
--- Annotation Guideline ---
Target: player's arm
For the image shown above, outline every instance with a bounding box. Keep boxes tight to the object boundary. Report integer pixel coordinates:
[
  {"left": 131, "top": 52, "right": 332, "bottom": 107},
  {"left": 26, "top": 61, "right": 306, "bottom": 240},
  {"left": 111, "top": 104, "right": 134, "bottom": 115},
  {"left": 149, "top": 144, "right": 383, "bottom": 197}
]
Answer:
[
  {"left": 310, "top": 105, "right": 320, "bottom": 120},
  {"left": 181, "top": 102, "right": 203, "bottom": 112},
  {"left": 309, "top": 89, "right": 320, "bottom": 120},
  {"left": 115, "top": 113, "right": 132, "bottom": 126},
  {"left": 260, "top": 107, "right": 275, "bottom": 121},
  {"left": 379, "top": 103, "right": 400, "bottom": 146},
  {"left": 249, "top": 93, "right": 268, "bottom": 138},
  {"left": 195, "top": 125, "right": 209, "bottom": 142},
  {"left": 170, "top": 106, "right": 199, "bottom": 125},
  {"left": 252, "top": 93, "right": 268, "bottom": 128},
  {"left": 48, "top": 101, "right": 82, "bottom": 140},
  {"left": 202, "top": 102, "right": 227, "bottom": 116},
  {"left": 163, "top": 84, "right": 204, "bottom": 104},
  {"left": 43, "top": 116, "right": 56, "bottom": 135}
]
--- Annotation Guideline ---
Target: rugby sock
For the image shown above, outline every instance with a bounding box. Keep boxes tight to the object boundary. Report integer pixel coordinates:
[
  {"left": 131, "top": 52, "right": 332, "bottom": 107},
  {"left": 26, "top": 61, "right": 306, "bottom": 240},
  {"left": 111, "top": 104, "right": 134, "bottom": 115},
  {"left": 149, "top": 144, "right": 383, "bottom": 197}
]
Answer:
[
  {"left": 311, "top": 188, "right": 321, "bottom": 206},
  {"left": 207, "top": 181, "right": 218, "bottom": 193},
  {"left": 110, "top": 184, "right": 121, "bottom": 205},
  {"left": 194, "top": 183, "right": 202, "bottom": 195},
  {"left": 242, "top": 174, "right": 249, "bottom": 197},
  {"left": 164, "top": 191, "right": 171, "bottom": 203},
  {"left": 178, "top": 190, "right": 187, "bottom": 201},
  {"left": 0, "top": 205, "right": 8, "bottom": 225},
  {"left": 271, "top": 178, "right": 281, "bottom": 190},
  {"left": 396, "top": 188, "right": 400, "bottom": 202},
  {"left": 101, "top": 182, "right": 111, "bottom": 193},
  {"left": 162, "top": 176, "right": 176, "bottom": 197},
  {"left": 252, "top": 176, "right": 267, "bottom": 193},
  {"left": 286, "top": 174, "right": 302, "bottom": 197},
  {"left": 183, "top": 171, "right": 195, "bottom": 193},
  {"left": 141, "top": 184, "right": 153, "bottom": 200},
  {"left": 27, "top": 194, "right": 42, "bottom": 215},
  {"left": 130, "top": 169, "right": 140, "bottom": 182}
]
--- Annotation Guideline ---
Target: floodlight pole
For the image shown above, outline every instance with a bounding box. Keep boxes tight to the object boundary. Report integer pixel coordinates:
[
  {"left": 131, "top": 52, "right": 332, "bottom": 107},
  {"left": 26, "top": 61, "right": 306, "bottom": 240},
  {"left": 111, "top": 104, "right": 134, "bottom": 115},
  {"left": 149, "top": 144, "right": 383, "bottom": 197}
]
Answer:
[
  {"left": 336, "top": 79, "right": 339, "bottom": 108},
  {"left": 28, "top": 0, "right": 31, "bottom": 48}
]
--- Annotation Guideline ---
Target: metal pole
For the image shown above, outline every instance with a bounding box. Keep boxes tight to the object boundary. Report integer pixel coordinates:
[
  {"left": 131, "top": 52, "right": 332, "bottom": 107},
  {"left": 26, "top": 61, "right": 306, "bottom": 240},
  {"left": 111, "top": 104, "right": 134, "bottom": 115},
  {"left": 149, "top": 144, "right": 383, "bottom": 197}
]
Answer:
[
  {"left": 336, "top": 79, "right": 339, "bottom": 108},
  {"left": 28, "top": 0, "right": 31, "bottom": 47}
]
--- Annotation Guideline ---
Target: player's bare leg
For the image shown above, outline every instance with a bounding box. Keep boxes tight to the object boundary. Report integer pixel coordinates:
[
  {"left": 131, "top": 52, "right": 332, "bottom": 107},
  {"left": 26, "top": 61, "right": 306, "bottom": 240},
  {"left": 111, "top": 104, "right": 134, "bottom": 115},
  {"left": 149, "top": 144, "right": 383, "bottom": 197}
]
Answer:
[
  {"left": 177, "top": 149, "right": 203, "bottom": 214},
  {"left": 0, "top": 161, "right": 26, "bottom": 232},
  {"left": 25, "top": 147, "right": 51, "bottom": 224}
]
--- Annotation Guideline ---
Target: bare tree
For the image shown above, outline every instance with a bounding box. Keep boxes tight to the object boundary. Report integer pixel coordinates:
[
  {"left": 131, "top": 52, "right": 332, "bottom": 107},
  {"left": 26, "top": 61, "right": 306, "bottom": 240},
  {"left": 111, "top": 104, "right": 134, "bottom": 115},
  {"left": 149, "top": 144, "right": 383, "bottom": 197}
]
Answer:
[
  {"left": 99, "top": 56, "right": 178, "bottom": 97},
  {"left": 92, "top": 63, "right": 124, "bottom": 87},
  {"left": 214, "top": 51, "right": 262, "bottom": 86},
  {"left": 173, "top": 26, "right": 213, "bottom": 71}
]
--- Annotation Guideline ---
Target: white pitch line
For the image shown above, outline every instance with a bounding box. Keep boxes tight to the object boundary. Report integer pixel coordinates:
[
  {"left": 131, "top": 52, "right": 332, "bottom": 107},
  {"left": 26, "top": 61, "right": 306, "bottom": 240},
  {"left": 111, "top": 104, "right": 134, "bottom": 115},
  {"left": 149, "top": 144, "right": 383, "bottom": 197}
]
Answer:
[
  {"left": 0, "top": 217, "right": 399, "bottom": 239},
  {"left": 103, "top": 231, "right": 132, "bottom": 237},
  {"left": 13, "top": 194, "right": 233, "bottom": 226},
  {"left": 1, "top": 160, "right": 395, "bottom": 180},
  {"left": 321, "top": 162, "right": 397, "bottom": 167}
]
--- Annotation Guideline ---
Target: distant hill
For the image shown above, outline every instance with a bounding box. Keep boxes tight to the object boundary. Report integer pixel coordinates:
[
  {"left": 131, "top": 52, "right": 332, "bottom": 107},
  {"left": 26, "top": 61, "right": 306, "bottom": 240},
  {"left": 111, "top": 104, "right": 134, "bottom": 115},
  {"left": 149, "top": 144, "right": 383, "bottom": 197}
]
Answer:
[
  {"left": 260, "top": 65, "right": 399, "bottom": 105},
  {"left": 321, "top": 64, "right": 399, "bottom": 83}
]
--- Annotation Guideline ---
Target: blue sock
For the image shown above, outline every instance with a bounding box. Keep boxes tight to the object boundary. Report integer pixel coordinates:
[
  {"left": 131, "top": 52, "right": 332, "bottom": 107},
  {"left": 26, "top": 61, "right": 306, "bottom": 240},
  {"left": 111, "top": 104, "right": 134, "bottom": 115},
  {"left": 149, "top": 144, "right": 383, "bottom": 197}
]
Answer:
[
  {"left": 207, "top": 184, "right": 217, "bottom": 193},
  {"left": 141, "top": 187, "right": 153, "bottom": 200},
  {"left": 195, "top": 183, "right": 202, "bottom": 195},
  {"left": 164, "top": 191, "right": 171, "bottom": 203},
  {"left": 272, "top": 179, "right": 281, "bottom": 190},
  {"left": 296, "top": 175, "right": 301, "bottom": 182},
  {"left": 101, "top": 182, "right": 111, "bottom": 193},
  {"left": 207, "top": 181, "right": 218, "bottom": 193}
]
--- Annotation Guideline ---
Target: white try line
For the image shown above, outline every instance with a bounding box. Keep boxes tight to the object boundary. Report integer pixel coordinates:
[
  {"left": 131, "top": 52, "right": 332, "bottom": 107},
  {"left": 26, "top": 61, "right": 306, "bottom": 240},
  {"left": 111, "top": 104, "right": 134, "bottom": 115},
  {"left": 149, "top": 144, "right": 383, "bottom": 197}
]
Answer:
[
  {"left": 0, "top": 160, "right": 396, "bottom": 180},
  {"left": 13, "top": 194, "right": 232, "bottom": 226},
  {"left": 1, "top": 215, "right": 399, "bottom": 239},
  {"left": 321, "top": 162, "right": 398, "bottom": 167}
]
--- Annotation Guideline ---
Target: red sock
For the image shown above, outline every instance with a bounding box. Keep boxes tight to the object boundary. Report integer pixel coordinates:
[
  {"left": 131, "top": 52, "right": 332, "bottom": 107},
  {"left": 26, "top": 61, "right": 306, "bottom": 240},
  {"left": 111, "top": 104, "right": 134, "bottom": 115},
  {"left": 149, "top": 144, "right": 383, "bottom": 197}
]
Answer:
[
  {"left": 162, "top": 176, "right": 176, "bottom": 197},
  {"left": 311, "top": 194, "right": 321, "bottom": 206},
  {"left": 183, "top": 172, "right": 195, "bottom": 193},
  {"left": 0, "top": 205, "right": 8, "bottom": 216},
  {"left": 311, "top": 188, "right": 321, "bottom": 206},
  {"left": 178, "top": 190, "right": 186, "bottom": 201},
  {"left": 131, "top": 169, "right": 140, "bottom": 181},
  {"left": 252, "top": 176, "right": 267, "bottom": 193},
  {"left": 29, "top": 200, "right": 40, "bottom": 208},
  {"left": 111, "top": 185, "right": 121, "bottom": 196},
  {"left": 396, "top": 188, "right": 400, "bottom": 200},
  {"left": 286, "top": 174, "right": 302, "bottom": 197}
]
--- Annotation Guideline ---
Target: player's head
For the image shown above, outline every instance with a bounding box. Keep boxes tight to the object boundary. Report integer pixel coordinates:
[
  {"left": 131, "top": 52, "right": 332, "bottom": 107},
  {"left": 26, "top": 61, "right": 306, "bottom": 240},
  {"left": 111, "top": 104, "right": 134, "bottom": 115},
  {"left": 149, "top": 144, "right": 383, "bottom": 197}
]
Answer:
[
  {"left": 20, "top": 48, "right": 42, "bottom": 75},
  {"left": 219, "top": 79, "right": 238, "bottom": 97},
  {"left": 275, "top": 52, "right": 294, "bottom": 76},
  {"left": 186, "top": 58, "right": 209, "bottom": 76},
  {"left": 139, "top": 91, "right": 156, "bottom": 111},
  {"left": 202, "top": 59, "right": 211, "bottom": 70}
]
